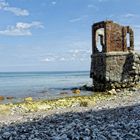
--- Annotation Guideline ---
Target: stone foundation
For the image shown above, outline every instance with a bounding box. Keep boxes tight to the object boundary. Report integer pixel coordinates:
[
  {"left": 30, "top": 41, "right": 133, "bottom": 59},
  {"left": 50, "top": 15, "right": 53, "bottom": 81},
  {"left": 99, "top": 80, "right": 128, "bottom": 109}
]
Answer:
[{"left": 90, "top": 51, "right": 140, "bottom": 91}]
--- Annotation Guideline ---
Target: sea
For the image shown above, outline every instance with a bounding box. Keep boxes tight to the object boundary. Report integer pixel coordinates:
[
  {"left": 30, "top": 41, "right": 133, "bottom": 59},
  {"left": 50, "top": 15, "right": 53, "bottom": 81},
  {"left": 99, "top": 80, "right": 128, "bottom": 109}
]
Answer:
[{"left": 0, "top": 71, "right": 92, "bottom": 103}]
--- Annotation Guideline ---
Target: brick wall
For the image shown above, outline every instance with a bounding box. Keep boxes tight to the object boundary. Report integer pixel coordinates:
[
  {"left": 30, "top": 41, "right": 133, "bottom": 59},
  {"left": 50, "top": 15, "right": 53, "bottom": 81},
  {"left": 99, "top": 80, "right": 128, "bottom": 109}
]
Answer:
[{"left": 92, "top": 21, "right": 134, "bottom": 53}]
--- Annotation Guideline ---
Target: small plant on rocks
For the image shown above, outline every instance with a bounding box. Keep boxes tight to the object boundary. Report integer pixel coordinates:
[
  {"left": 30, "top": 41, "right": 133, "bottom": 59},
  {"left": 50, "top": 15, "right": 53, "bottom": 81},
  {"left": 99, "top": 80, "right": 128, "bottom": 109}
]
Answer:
[{"left": 80, "top": 101, "right": 88, "bottom": 107}]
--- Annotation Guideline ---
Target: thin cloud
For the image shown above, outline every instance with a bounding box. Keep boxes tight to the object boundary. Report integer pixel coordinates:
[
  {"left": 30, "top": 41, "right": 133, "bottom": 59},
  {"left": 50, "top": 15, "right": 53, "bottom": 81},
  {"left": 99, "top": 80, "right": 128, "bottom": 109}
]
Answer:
[
  {"left": 42, "top": 54, "right": 57, "bottom": 62},
  {"left": 0, "top": 22, "right": 44, "bottom": 36},
  {"left": 69, "top": 17, "right": 82, "bottom": 23},
  {"left": 4, "top": 7, "right": 29, "bottom": 16},
  {"left": 42, "top": 49, "right": 91, "bottom": 63},
  {"left": 0, "top": 0, "right": 29, "bottom": 16},
  {"left": 88, "top": 4, "right": 94, "bottom": 8},
  {"left": 51, "top": 1, "right": 57, "bottom": 5},
  {"left": 43, "top": 58, "right": 55, "bottom": 62},
  {"left": 87, "top": 4, "right": 99, "bottom": 10},
  {"left": 69, "top": 15, "right": 88, "bottom": 23},
  {"left": 59, "top": 57, "right": 65, "bottom": 61},
  {"left": 115, "top": 13, "right": 140, "bottom": 21},
  {"left": 122, "top": 13, "right": 139, "bottom": 18}
]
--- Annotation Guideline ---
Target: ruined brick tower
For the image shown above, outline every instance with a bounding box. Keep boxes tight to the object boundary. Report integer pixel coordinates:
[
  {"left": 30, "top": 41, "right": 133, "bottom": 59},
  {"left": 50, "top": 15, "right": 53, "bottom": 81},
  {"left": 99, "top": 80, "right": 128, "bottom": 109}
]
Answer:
[{"left": 90, "top": 20, "right": 140, "bottom": 91}]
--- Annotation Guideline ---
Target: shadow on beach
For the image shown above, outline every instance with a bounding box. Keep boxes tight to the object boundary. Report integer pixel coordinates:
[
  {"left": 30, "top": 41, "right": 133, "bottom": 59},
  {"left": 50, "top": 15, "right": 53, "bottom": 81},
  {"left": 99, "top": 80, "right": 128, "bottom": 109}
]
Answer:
[{"left": 0, "top": 103, "right": 140, "bottom": 140}]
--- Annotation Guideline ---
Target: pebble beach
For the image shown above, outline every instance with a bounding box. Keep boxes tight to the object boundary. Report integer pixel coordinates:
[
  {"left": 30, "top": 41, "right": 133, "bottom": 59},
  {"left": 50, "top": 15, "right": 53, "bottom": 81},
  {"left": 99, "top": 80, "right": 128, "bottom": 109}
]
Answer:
[{"left": 0, "top": 88, "right": 140, "bottom": 140}]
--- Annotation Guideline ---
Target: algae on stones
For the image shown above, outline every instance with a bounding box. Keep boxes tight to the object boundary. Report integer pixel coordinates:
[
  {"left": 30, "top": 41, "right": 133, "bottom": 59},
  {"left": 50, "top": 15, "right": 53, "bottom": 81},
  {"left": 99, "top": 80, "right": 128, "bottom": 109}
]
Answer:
[{"left": 0, "top": 93, "right": 114, "bottom": 115}]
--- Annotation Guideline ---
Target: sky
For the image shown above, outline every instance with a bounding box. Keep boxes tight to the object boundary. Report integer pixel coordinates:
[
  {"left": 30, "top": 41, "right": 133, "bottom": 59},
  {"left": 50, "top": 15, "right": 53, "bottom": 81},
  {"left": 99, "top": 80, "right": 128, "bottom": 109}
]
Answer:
[{"left": 0, "top": 0, "right": 140, "bottom": 72}]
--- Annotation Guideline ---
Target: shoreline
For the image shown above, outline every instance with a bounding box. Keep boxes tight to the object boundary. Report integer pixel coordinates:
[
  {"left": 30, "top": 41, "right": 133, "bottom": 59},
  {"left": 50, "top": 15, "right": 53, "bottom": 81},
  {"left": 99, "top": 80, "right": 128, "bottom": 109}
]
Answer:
[
  {"left": 0, "top": 87, "right": 140, "bottom": 122},
  {"left": 0, "top": 88, "right": 140, "bottom": 139}
]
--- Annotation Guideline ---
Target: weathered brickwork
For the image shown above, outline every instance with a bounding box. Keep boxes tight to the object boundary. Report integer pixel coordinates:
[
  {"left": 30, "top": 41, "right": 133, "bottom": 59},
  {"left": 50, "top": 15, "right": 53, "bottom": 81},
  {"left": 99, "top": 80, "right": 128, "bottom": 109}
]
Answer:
[
  {"left": 92, "top": 21, "right": 134, "bottom": 53},
  {"left": 90, "top": 21, "right": 139, "bottom": 91}
]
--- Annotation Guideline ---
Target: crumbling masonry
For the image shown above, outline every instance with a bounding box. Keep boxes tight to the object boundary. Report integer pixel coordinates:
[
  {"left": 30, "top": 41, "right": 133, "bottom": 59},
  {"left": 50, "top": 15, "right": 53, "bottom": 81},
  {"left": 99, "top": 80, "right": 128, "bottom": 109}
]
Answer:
[{"left": 90, "top": 21, "right": 140, "bottom": 91}]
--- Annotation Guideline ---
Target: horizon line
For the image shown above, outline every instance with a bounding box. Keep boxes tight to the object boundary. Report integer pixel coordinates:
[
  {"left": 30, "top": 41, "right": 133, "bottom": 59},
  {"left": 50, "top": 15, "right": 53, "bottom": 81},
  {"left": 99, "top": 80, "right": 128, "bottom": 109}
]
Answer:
[{"left": 0, "top": 70, "right": 90, "bottom": 73}]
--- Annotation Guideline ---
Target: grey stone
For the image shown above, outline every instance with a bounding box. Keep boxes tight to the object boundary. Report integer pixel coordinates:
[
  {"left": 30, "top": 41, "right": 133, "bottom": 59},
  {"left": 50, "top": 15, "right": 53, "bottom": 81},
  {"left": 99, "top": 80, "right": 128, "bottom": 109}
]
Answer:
[
  {"left": 2, "top": 132, "right": 11, "bottom": 139},
  {"left": 108, "top": 89, "right": 117, "bottom": 95},
  {"left": 91, "top": 51, "right": 140, "bottom": 91}
]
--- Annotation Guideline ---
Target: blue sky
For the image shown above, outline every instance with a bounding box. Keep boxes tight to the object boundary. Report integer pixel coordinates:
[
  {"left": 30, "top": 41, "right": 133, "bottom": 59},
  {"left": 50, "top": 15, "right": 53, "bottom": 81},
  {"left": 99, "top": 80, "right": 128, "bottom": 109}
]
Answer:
[{"left": 0, "top": 0, "right": 140, "bottom": 72}]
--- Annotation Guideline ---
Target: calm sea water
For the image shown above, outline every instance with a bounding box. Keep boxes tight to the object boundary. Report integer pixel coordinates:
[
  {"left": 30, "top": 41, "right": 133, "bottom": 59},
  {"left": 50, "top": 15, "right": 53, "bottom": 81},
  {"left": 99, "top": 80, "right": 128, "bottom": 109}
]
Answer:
[{"left": 0, "top": 71, "right": 92, "bottom": 102}]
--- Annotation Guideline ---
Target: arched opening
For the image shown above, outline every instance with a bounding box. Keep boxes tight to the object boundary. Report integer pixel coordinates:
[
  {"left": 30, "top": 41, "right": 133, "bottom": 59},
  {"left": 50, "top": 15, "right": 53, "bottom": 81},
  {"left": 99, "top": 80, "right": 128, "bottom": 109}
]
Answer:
[
  {"left": 126, "top": 33, "right": 130, "bottom": 49},
  {"left": 95, "top": 28, "right": 105, "bottom": 52}
]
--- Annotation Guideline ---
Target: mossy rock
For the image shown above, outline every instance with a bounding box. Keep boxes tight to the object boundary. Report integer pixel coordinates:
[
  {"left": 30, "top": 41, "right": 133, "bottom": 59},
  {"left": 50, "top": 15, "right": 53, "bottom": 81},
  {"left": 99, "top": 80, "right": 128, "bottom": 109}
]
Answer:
[
  {"left": 0, "top": 92, "right": 115, "bottom": 115},
  {"left": 24, "top": 97, "right": 33, "bottom": 102},
  {"left": 72, "top": 89, "right": 81, "bottom": 94},
  {"left": 80, "top": 101, "right": 88, "bottom": 107}
]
